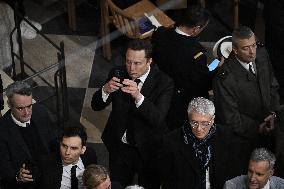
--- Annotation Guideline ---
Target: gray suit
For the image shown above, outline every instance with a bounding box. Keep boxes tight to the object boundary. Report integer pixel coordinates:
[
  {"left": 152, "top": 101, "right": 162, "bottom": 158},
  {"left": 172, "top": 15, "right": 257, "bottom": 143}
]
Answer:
[{"left": 223, "top": 175, "right": 284, "bottom": 189}]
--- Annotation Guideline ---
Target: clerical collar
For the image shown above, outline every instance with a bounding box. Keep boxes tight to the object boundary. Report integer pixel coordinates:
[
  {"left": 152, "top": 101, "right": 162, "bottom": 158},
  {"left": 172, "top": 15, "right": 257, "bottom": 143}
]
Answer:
[
  {"left": 175, "top": 27, "right": 191, "bottom": 36},
  {"left": 11, "top": 113, "right": 30, "bottom": 127}
]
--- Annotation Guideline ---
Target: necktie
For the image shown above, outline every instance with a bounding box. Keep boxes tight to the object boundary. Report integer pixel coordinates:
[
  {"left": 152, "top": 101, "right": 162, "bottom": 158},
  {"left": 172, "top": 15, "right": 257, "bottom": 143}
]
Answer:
[
  {"left": 249, "top": 64, "right": 255, "bottom": 76},
  {"left": 134, "top": 78, "right": 141, "bottom": 85},
  {"left": 71, "top": 165, "right": 78, "bottom": 189}
]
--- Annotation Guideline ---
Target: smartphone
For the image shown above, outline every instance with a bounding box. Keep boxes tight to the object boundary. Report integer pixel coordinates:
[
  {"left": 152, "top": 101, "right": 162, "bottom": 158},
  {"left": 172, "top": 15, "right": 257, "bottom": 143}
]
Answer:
[{"left": 208, "top": 59, "right": 220, "bottom": 71}]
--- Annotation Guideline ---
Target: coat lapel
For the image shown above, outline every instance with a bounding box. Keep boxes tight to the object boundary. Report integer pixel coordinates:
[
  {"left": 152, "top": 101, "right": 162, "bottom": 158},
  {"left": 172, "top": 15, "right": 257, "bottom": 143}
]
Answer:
[
  {"left": 179, "top": 142, "right": 201, "bottom": 175},
  {"left": 140, "top": 67, "right": 157, "bottom": 97}
]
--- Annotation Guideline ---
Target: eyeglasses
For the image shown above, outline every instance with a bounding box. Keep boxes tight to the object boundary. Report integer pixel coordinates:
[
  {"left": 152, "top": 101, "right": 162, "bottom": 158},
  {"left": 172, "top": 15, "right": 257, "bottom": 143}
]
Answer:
[
  {"left": 189, "top": 119, "right": 212, "bottom": 129},
  {"left": 14, "top": 104, "right": 33, "bottom": 112}
]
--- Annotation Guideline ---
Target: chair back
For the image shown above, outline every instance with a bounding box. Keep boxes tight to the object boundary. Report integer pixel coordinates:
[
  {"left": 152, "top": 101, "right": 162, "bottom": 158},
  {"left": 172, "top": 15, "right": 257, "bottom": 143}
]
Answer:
[{"left": 106, "top": 0, "right": 145, "bottom": 38}]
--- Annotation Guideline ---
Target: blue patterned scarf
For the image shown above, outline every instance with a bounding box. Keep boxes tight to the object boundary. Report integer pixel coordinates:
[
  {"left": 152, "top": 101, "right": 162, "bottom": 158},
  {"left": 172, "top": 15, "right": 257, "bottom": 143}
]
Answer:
[{"left": 182, "top": 121, "right": 216, "bottom": 170}]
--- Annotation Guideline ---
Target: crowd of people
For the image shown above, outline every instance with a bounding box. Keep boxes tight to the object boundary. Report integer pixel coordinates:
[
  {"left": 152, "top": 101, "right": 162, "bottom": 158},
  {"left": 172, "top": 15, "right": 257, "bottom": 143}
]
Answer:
[{"left": 0, "top": 0, "right": 284, "bottom": 189}]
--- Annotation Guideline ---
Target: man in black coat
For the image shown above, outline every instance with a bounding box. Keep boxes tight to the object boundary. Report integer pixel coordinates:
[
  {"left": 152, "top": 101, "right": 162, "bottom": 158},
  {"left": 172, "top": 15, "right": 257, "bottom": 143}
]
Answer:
[
  {"left": 91, "top": 39, "right": 174, "bottom": 188},
  {"left": 0, "top": 81, "right": 59, "bottom": 189},
  {"left": 38, "top": 126, "right": 97, "bottom": 189},
  {"left": 152, "top": 5, "right": 212, "bottom": 130},
  {"left": 213, "top": 26, "right": 283, "bottom": 186}
]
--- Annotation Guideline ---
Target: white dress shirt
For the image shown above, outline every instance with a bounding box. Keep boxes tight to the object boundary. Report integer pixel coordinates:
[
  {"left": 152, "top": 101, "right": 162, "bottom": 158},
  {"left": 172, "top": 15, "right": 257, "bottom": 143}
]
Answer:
[
  {"left": 60, "top": 158, "right": 85, "bottom": 189},
  {"left": 236, "top": 57, "right": 256, "bottom": 74}
]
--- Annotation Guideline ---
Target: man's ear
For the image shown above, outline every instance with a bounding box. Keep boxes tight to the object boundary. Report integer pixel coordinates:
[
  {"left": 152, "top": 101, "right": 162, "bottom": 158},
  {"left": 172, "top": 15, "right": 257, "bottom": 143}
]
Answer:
[
  {"left": 270, "top": 169, "right": 274, "bottom": 177},
  {"left": 7, "top": 100, "right": 11, "bottom": 109},
  {"left": 147, "top": 58, "right": 152, "bottom": 65},
  {"left": 81, "top": 146, "right": 86, "bottom": 155}
]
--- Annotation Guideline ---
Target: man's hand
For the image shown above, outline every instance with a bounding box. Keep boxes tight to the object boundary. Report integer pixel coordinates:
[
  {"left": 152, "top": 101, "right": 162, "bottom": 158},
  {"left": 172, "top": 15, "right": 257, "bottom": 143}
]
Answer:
[
  {"left": 17, "top": 164, "right": 33, "bottom": 182},
  {"left": 258, "top": 112, "right": 276, "bottom": 134},
  {"left": 121, "top": 79, "right": 142, "bottom": 102},
  {"left": 103, "top": 77, "right": 123, "bottom": 94}
]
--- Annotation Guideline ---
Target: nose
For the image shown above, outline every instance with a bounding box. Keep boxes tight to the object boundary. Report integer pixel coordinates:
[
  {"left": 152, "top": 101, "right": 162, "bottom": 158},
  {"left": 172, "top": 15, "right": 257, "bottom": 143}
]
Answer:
[
  {"left": 196, "top": 124, "right": 203, "bottom": 132},
  {"left": 65, "top": 148, "right": 71, "bottom": 155}
]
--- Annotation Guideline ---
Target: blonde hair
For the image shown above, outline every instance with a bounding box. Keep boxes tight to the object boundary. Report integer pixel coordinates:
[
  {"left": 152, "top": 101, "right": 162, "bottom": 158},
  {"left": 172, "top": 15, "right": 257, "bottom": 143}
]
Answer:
[{"left": 83, "top": 164, "right": 109, "bottom": 189}]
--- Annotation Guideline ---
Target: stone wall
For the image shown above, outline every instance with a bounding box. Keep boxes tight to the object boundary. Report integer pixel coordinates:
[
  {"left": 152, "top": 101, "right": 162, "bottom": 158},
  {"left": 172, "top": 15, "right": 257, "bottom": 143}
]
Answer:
[{"left": 0, "top": 2, "right": 18, "bottom": 70}]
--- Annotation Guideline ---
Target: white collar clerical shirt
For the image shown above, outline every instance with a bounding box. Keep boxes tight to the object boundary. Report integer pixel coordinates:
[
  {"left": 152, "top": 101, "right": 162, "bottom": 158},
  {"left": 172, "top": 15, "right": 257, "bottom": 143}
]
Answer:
[
  {"left": 11, "top": 113, "right": 30, "bottom": 127},
  {"left": 60, "top": 157, "right": 85, "bottom": 189}
]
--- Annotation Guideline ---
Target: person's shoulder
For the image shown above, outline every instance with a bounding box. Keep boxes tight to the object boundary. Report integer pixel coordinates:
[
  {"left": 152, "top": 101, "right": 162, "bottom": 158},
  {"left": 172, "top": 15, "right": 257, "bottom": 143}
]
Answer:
[
  {"left": 0, "top": 111, "right": 13, "bottom": 129},
  {"left": 270, "top": 176, "right": 284, "bottom": 187},
  {"left": 151, "top": 65, "right": 173, "bottom": 83},
  {"left": 163, "top": 128, "right": 184, "bottom": 145},
  {"left": 224, "top": 175, "right": 247, "bottom": 188}
]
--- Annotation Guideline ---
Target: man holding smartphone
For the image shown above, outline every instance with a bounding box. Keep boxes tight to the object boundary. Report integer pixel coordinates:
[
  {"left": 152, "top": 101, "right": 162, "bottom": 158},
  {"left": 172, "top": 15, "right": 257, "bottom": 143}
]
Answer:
[
  {"left": 91, "top": 39, "right": 174, "bottom": 189},
  {"left": 0, "top": 81, "right": 59, "bottom": 189}
]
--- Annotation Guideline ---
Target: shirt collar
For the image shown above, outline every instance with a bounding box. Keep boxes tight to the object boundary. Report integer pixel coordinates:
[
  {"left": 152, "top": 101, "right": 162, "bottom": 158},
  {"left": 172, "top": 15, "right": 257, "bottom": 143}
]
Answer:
[
  {"left": 62, "top": 157, "right": 84, "bottom": 170},
  {"left": 236, "top": 56, "right": 253, "bottom": 70},
  {"left": 136, "top": 66, "right": 151, "bottom": 84},
  {"left": 175, "top": 27, "right": 190, "bottom": 36},
  {"left": 11, "top": 113, "right": 30, "bottom": 127},
  {"left": 262, "top": 179, "right": 270, "bottom": 189}
]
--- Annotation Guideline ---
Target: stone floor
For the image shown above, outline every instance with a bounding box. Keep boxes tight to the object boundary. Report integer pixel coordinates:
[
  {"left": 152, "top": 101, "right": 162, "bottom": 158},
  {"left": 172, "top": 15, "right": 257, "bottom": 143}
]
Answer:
[{"left": 1, "top": 0, "right": 266, "bottom": 169}]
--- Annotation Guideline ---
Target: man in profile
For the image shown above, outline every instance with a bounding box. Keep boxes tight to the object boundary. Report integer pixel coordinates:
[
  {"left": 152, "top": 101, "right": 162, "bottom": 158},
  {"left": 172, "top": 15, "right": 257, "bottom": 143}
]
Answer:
[
  {"left": 224, "top": 148, "right": 284, "bottom": 189},
  {"left": 0, "top": 81, "right": 58, "bottom": 189},
  {"left": 91, "top": 39, "right": 174, "bottom": 188},
  {"left": 152, "top": 5, "right": 212, "bottom": 130}
]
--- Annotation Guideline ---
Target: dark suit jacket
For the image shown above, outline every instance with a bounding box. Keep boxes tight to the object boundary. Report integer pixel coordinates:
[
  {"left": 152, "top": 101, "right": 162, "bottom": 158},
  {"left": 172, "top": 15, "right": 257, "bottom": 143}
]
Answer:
[
  {"left": 152, "top": 27, "right": 211, "bottom": 130},
  {"left": 91, "top": 65, "right": 174, "bottom": 160},
  {"left": 158, "top": 127, "right": 222, "bottom": 189},
  {"left": 0, "top": 104, "right": 58, "bottom": 189},
  {"left": 38, "top": 147, "right": 97, "bottom": 189}
]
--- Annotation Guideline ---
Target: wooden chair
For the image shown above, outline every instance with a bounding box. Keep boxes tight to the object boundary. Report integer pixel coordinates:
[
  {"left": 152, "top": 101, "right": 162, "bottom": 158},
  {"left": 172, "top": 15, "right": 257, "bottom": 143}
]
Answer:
[
  {"left": 67, "top": 0, "right": 76, "bottom": 31},
  {"left": 100, "top": 0, "right": 175, "bottom": 60}
]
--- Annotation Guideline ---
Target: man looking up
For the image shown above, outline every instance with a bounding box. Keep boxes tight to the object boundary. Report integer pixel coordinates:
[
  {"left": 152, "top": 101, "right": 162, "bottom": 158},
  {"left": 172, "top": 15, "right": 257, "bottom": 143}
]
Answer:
[
  {"left": 91, "top": 39, "right": 174, "bottom": 188},
  {"left": 38, "top": 126, "right": 97, "bottom": 189}
]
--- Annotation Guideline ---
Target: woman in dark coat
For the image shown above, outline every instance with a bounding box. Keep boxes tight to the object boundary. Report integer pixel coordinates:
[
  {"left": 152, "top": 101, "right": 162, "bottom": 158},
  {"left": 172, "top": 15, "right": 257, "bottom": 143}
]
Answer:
[{"left": 159, "top": 97, "right": 217, "bottom": 189}]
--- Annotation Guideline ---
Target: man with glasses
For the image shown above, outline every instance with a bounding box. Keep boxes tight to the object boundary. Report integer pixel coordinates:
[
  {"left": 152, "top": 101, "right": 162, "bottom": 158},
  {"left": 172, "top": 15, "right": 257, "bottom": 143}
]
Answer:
[
  {"left": 213, "top": 26, "right": 283, "bottom": 187},
  {"left": 0, "top": 81, "right": 58, "bottom": 189},
  {"left": 159, "top": 97, "right": 218, "bottom": 189},
  {"left": 91, "top": 39, "right": 174, "bottom": 189}
]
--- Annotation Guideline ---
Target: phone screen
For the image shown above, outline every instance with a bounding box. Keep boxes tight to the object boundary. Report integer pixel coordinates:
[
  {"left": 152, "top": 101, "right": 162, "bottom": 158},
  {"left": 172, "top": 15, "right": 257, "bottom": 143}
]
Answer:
[{"left": 208, "top": 59, "right": 220, "bottom": 71}]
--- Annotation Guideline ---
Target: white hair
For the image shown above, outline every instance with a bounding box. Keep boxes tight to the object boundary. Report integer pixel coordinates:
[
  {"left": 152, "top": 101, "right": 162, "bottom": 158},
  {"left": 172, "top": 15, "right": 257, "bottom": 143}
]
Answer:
[
  {"left": 187, "top": 97, "right": 215, "bottom": 116},
  {"left": 125, "top": 185, "right": 145, "bottom": 189}
]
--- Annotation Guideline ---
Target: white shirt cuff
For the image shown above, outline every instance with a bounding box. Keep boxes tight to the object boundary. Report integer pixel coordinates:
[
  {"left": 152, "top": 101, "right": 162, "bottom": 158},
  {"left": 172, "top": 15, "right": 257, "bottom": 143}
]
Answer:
[
  {"left": 102, "top": 87, "right": 109, "bottom": 102},
  {"left": 135, "top": 95, "right": 144, "bottom": 108}
]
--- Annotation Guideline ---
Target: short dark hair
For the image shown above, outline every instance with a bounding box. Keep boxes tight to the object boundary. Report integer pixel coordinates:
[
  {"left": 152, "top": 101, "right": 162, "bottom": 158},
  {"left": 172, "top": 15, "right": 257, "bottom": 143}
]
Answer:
[
  {"left": 6, "top": 81, "right": 32, "bottom": 99},
  {"left": 61, "top": 126, "right": 88, "bottom": 146},
  {"left": 232, "top": 26, "right": 254, "bottom": 47},
  {"left": 250, "top": 148, "right": 276, "bottom": 170},
  {"left": 83, "top": 164, "right": 109, "bottom": 189},
  {"left": 127, "top": 39, "right": 152, "bottom": 59},
  {"left": 180, "top": 5, "right": 210, "bottom": 28}
]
